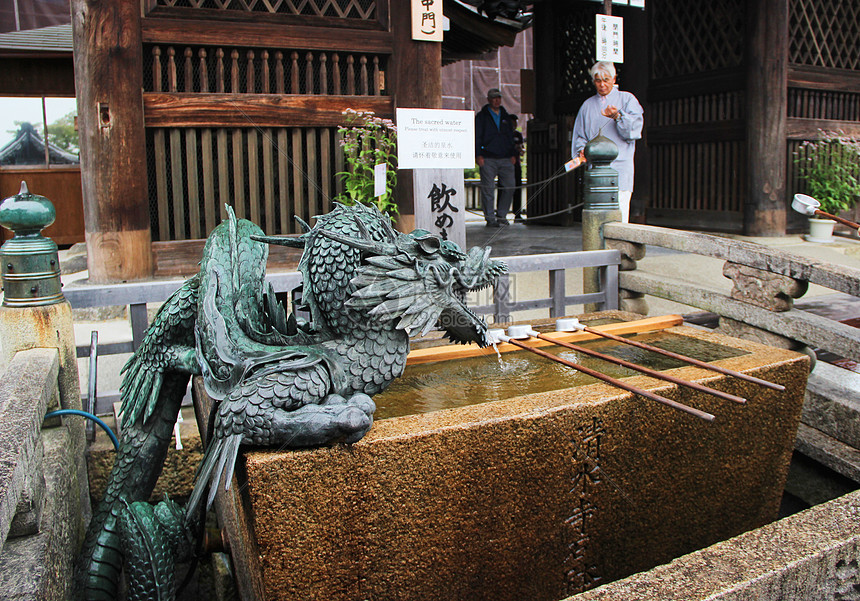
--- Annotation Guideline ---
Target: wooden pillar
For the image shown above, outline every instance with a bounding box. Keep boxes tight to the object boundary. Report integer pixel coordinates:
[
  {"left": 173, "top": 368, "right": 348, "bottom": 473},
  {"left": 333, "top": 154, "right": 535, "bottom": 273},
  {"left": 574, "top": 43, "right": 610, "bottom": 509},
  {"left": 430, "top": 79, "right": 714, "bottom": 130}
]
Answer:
[
  {"left": 72, "top": 0, "right": 153, "bottom": 282},
  {"left": 532, "top": 1, "right": 558, "bottom": 122},
  {"left": 745, "top": 0, "right": 788, "bottom": 236},
  {"left": 389, "top": 1, "right": 442, "bottom": 232}
]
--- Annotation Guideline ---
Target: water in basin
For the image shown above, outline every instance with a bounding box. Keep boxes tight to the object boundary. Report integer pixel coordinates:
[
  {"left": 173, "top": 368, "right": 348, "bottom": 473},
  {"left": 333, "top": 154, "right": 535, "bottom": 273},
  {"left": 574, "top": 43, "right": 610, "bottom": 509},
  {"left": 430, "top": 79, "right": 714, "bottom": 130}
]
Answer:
[{"left": 373, "top": 331, "right": 748, "bottom": 420}]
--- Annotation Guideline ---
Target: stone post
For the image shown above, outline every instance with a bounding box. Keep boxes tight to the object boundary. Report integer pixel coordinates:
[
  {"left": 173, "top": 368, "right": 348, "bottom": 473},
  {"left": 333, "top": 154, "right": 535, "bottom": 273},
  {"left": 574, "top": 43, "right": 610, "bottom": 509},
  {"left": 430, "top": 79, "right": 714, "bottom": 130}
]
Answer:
[
  {"left": 582, "top": 134, "right": 622, "bottom": 312},
  {"left": 0, "top": 181, "right": 89, "bottom": 530}
]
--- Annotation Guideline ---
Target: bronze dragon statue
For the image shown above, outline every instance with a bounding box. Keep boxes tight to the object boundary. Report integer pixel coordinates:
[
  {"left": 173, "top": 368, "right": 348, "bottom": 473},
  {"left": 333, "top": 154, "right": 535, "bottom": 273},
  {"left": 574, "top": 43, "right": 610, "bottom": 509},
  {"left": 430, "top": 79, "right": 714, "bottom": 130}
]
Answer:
[{"left": 78, "top": 203, "right": 506, "bottom": 600}]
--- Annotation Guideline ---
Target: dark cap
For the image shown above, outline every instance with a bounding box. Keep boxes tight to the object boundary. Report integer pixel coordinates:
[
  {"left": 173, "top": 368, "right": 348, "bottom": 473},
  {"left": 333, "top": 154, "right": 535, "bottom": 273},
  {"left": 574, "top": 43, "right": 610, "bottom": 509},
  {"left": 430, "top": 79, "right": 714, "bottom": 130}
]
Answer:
[{"left": 487, "top": 88, "right": 502, "bottom": 98}]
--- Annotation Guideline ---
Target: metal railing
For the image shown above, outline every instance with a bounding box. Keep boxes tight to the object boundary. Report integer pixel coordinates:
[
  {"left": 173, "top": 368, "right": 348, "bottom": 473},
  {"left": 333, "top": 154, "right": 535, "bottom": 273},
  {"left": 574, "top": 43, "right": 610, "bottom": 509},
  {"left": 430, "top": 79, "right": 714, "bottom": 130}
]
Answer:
[{"left": 62, "top": 250, "right": 621, "bottom": 359}]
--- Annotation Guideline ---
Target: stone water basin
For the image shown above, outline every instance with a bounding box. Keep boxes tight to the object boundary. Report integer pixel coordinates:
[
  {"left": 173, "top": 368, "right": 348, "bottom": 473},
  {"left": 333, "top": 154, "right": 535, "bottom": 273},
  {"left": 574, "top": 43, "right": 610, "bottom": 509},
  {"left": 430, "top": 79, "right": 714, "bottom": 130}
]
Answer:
[{"left": 201, "top": 314, "right": 809, "bottom": 601}]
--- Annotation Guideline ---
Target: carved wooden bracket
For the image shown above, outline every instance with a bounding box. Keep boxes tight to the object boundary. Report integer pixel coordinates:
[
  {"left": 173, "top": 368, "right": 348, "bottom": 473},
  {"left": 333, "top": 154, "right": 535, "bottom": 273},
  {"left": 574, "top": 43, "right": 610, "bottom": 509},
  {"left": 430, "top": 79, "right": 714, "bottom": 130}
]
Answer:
[{"left": 722, "top": 262, "right": 808, "bottom": 311}]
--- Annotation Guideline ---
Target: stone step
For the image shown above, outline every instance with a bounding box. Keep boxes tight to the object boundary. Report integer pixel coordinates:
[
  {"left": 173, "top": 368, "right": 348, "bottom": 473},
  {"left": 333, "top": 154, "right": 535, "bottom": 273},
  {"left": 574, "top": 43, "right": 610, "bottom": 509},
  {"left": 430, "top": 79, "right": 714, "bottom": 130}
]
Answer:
[{"left": 795, "top": 423, "right": 860, "bottom": 485}]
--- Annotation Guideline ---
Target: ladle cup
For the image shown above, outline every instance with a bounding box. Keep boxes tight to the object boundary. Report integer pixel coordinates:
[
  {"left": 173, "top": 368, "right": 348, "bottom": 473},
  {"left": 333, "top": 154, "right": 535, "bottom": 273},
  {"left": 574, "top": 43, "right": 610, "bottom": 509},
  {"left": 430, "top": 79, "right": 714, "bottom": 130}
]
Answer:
[{"left": 792, "top": 194, "right": 860, "bottom": 231}]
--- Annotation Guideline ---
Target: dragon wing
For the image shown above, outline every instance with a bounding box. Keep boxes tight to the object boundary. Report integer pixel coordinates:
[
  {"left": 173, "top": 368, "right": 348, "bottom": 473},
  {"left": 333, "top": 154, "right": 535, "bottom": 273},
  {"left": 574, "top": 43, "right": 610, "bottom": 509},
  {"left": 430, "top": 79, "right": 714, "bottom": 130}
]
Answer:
[{"left": 119, "top": 275, "right": 201, "bottom": 429}]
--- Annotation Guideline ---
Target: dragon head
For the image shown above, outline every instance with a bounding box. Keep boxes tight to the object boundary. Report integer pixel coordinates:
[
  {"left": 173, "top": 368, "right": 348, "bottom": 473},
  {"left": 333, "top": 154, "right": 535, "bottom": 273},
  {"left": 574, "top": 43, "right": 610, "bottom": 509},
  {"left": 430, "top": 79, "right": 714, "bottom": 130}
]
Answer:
[{"left": 316, "top": 211, "right": 507, "bottom": 347}]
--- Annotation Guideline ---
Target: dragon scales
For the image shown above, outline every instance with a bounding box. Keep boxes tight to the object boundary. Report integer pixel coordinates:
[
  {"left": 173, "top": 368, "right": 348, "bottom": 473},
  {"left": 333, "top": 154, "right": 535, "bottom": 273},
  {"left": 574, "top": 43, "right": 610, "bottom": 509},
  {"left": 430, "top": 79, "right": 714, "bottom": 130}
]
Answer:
[{"left": 77, "top": 203, "right": 506, "bottom": 600}]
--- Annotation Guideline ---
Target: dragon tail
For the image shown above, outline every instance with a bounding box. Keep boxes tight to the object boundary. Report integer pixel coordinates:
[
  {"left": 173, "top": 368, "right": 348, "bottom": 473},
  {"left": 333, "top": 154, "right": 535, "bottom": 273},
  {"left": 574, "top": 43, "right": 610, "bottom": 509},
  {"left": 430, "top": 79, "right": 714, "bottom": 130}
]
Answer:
[{"left": 78, "top": 374, "right": 188, "bottom": 600}]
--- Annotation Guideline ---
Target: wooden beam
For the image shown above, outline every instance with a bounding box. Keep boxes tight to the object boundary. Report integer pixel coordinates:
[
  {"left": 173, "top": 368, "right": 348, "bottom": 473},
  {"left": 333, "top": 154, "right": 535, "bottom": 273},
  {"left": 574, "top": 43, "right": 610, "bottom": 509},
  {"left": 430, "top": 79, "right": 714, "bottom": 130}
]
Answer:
[
  {"left": 72, "top": 0, "right": 153, "bottom": 282},
  {"left": 786, "top": 118, "right": 860, "bottom": 140},
  {"left": 143, "top": 93, "right": 394, "bottom": 128},
  {"left": 646, "top": 120, "right": 745, "bottom": 144},
  {"left": 141, "top": 17, "right": 393, "bottom": 53},
  {"left": 648, "top": 69, "right": 745, "bottom": 102},
  {"left": 788, "top": 65, "right": 860, "bottom": 94},
  {"left": 144, "top": 5, "right": 387, "bottom": 30},
  {"left": 0, "top": 56, "right": 75, "bottom": 97},
  {"left": 744, "top": 0, "right": 788, "bottom": 236}
]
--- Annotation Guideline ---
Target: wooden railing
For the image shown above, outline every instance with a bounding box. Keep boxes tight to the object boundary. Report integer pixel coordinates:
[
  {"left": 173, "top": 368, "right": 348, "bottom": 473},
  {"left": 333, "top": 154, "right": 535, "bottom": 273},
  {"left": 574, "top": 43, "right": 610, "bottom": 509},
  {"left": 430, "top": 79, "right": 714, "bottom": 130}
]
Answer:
[
  {"left": 603, "top": 222, "right": 860, "bottom": 360},
  {"left": 145, "top": 44, "right": 386, "bottom": 96},
  {"left": 64, "top": 249, "right": 620, "bottom": 353}
]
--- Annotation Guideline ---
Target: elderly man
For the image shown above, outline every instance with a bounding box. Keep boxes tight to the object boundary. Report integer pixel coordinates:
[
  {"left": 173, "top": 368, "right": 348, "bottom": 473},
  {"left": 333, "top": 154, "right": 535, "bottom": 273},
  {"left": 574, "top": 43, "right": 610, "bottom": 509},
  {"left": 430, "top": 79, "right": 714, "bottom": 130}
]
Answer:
[
  {"left": 572, "top": 61, "right": 644, "bottom": 223},
  {"left": 475, "top": 88, "right": 517, "bottom": 227}
]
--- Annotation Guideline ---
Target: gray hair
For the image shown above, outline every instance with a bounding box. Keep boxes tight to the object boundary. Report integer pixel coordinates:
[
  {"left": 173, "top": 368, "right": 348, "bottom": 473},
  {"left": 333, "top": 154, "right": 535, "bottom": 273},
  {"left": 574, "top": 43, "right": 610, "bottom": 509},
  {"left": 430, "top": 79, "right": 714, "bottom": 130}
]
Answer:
[{"left": 589, "top": 61, "right": 616, "bottom": 80}]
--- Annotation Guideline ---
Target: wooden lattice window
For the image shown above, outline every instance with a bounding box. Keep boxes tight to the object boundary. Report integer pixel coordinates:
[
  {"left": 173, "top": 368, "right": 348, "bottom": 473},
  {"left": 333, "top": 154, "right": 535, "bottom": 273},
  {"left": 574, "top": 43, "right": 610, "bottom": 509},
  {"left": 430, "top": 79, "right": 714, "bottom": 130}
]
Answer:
[
  {"left": 650, "top": 0, "right": 744, "bottom": 80},
  {"left": 152, "top": 0, "right": 377, "bottom": 20},
  {"left": 789, "top": 0, "right": 860, "bottom": 70},
  {"left": 559, "top": 4, "right": 601, "bottom": 100}
]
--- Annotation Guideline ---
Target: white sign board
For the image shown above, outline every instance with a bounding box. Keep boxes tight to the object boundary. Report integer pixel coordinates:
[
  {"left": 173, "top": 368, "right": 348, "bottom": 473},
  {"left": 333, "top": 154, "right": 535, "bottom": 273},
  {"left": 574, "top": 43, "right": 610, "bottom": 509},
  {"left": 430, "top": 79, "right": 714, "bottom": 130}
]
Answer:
[
  {"left": 596, "top": 14, "right": 624, "bottom": 63},
  {"left": 412, "top": 0, "right": 444, "bottom": 42},
  {"left": 396, "top": 108, "right": 475, "bottom": 169}
]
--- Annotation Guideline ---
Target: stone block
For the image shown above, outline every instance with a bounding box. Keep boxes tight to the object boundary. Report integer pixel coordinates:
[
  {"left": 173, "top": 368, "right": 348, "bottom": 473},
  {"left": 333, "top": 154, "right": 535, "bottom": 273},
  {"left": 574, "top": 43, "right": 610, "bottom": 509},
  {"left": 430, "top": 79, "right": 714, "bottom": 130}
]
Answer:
[
  {"left": 717, "top": 316, "right": 804, "bottom": 351},
  {"left": 618, "top": 289, "right": 648, "bottom": 316},
  {"left": 8, "top": 445, "right": 46, "bottom": 538},
  {"left": 569, "top": 488, "right": 860, "bottom": 601},
  {"left": 0, "top": 426, "right": 89, "bottom": 601},
  {"left": 215, "top": 326, "right": 808, "bottom": 601},
  {"left": 803, "top": 363, "right": 860, "bottom": 450},
  {"left": 722, "top": 262, "right": 807, "bottom": 311},
  {"left": 605, "top": 239, "right": 645, "bottom": 270}
]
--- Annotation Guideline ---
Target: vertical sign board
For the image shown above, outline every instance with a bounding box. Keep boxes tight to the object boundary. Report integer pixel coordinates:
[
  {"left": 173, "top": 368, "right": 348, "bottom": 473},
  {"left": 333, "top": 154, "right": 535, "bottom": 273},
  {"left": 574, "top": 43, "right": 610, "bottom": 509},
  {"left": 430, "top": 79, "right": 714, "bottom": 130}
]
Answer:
[
  {"left": 596, "top": 14, "right": 624, "bottom": 63},
  {"left": 412, "top": 0, "right": 444, "bottom": 42},
  {"left": 396, "top": 108, "right": 475, "bottom": 250}
]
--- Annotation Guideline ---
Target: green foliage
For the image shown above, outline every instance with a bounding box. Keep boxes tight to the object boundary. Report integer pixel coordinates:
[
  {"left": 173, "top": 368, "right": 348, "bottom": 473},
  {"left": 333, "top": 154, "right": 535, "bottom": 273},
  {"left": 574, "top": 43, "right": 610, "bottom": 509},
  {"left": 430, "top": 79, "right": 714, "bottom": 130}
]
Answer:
[
  {"left": 46, "top": 112, "right": 79, "bottom": 153},
  {"left": 334, "top": 109, "right": 399, "bottom": 221},
  {"left": 794, "top": 132, "right": 860, "bottom": 214}
]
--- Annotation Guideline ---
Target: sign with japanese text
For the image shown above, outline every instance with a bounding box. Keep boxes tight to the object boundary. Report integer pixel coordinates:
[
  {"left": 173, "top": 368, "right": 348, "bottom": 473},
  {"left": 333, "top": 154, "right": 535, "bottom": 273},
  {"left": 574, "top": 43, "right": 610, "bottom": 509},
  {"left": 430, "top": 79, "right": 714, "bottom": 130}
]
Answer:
[
  {"left": 396, "top": 108, "right": 475, "bottom": 169},
  {"left": 413, "top": 169, "right": 465, "bottom": 251},
  {"left": 595, "top": 14, "right": 624, "bottom": 63},
  {"left": 412, "top": 0, "right": 444, "bottom": 42}
]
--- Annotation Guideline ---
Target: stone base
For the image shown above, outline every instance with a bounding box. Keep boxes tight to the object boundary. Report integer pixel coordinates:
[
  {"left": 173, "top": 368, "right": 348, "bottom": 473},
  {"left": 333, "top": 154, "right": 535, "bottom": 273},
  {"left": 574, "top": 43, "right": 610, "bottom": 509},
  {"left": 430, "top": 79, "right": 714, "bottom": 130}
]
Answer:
[
  {"left": 210, "top": 325, "right": 809, "bottom": 601},
  {"left": 569, "top": 488, "right": 860, "bottom": 601}
]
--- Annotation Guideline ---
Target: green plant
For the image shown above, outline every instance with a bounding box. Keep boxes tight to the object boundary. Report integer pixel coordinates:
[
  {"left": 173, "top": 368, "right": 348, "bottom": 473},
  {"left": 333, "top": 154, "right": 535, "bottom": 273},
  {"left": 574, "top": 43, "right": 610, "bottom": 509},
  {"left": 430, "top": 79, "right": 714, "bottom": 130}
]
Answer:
[
  {"left": 334, "top": 109, "right": 399, "bottom": 220},
  {"left": 794, "top": 132, "right": 860, "bottom": 215}
]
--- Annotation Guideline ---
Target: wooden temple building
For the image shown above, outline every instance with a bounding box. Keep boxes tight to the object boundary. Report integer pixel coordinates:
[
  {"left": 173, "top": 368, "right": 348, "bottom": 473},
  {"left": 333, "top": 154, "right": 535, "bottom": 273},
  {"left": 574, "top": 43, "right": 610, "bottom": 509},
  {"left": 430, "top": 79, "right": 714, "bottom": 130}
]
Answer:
[
  {"left": 528, "top": 0, "right": 860, "bottom": 236},
  {"left": 2, "top": 0, "right": 860, "bottom": 282}
]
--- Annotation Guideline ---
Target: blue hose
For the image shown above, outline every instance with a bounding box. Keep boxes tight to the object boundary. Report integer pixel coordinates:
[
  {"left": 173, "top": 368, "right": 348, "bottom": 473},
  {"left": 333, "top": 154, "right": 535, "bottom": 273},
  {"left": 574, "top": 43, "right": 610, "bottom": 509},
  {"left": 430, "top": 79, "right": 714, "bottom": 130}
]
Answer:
[{"left": 45, "top": 409, "right": 119, "bottom": 451}]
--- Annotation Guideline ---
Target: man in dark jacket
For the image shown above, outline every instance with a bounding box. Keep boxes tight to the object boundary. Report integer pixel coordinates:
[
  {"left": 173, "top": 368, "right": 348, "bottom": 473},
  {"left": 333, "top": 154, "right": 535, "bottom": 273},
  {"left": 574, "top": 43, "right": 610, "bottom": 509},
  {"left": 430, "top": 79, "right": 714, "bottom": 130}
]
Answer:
[{"left": 475, "top": 88, "right": 517, "bottom": 227}]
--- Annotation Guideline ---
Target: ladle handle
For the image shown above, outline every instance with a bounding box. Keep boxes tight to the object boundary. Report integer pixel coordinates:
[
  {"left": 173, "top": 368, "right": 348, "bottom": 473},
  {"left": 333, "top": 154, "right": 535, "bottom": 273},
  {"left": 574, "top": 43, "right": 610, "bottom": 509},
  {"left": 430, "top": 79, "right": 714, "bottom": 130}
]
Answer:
[
  {"left": 814, "top": 209, "right": 860, "bottom": 231},
  {"left": 581, "top": 326, "right": 785, "bottom": 392},
  {"left": 536, "top": 334, "right": 746, "bottom": 405},
  {"left": 506, "top": 338, "right": 714, "bottom": 422}
]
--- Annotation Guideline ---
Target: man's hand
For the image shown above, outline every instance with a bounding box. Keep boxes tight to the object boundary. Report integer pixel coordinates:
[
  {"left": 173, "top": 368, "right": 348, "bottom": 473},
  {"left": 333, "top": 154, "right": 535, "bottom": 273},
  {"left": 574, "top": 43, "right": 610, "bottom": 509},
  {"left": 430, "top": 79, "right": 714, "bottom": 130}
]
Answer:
[
  {"left": 510, "top": 156, "right": 517, "bottom": 165},
  {"left": 477, "top": 156, "right": 485, "bottom": 167},
  {"left": 602, "top": 105, "right": 620, "bottom": 120}
]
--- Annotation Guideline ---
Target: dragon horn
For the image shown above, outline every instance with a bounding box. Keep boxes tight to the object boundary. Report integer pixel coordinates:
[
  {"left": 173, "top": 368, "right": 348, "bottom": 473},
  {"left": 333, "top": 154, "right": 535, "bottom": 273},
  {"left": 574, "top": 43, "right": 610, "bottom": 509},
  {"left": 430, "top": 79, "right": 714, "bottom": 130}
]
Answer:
[
  {"left": 316, "top": 228, "right": 397, "bottom": 255},
  {"left": 352, "top": 213, "right": 372, "bottom": 240},
  {"left": 295, "top": 216, "right": 312, "bottom": 232},
  {"left": 250, "top": 234, "right": 306, "bottom": 248}
]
